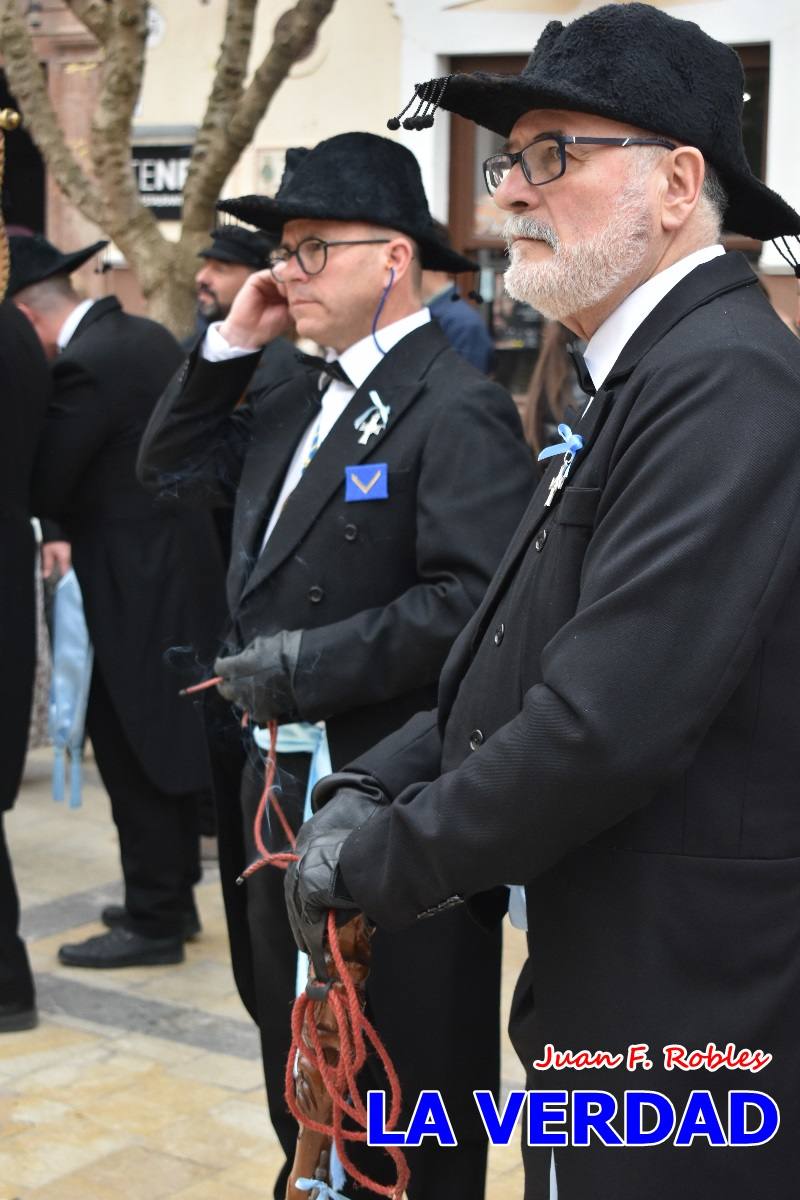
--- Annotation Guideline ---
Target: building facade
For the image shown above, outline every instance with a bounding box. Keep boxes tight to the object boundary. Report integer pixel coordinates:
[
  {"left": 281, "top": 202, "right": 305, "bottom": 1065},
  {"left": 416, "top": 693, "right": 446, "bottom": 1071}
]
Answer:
[{"left": 2, "top": 0, "right": 797, "bottom": 341}]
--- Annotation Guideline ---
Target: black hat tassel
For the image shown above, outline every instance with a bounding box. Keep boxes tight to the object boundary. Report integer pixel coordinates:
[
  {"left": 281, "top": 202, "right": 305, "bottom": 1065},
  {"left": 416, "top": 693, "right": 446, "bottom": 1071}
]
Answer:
[
  {"left": 387, "top": 90, "right": 418, "bottom": 132},
  {"left": 387, "top": 76, "right": 451, "bottom": 132},
  {"left": 773, "top": 236, "right": 800, "bottom": 326}
]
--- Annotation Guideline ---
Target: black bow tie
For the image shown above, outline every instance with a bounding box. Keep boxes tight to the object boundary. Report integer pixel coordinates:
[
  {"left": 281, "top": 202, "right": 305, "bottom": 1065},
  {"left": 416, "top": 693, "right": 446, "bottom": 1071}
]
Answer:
[
  {"left": 294, "top": 350, "right": 352, "bottom": 387},
  {"left": 567, "top": 345, "right": 595, "bottom": 397}
]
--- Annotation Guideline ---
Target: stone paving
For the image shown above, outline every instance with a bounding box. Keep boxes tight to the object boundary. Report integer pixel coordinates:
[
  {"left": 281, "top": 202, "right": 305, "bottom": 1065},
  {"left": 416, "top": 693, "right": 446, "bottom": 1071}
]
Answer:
[{"left": 1, "top": 747, "right": 526, "bottom": 1199}]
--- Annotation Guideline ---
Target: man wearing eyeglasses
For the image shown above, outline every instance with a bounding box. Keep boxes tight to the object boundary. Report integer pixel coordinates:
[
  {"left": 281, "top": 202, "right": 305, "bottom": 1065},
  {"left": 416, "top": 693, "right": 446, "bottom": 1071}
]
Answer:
[
  {"left": 139, "top": 132, "right": 533, "bottom": 1200},
  {"left": 287, "top": 7, "right": 800, "bottom": 1199}
]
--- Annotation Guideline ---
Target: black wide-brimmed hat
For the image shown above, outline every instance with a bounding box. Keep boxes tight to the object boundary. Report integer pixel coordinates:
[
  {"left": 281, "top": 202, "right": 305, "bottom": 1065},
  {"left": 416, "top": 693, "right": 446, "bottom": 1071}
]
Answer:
[
  {"left": 217, "top": 133, "right": 479, "bottom": 274},
  {"left": 8, "top": 233, "right": 109, "bottom": 297},
  {"left": 393, "top": 2, "right": 800, "bottom": 243},
  {"left": 197, "top": 225, "right": 275, "bottom": 268}
]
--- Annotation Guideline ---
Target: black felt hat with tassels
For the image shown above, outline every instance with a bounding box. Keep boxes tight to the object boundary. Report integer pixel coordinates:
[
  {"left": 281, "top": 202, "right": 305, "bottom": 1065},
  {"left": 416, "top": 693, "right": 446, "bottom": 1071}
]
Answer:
[
  {"left": 393, "top": 2, "right": 800, "bottom": 245},
  {"left": 217, "top": 133, "right": 479, "bottom": 275}
]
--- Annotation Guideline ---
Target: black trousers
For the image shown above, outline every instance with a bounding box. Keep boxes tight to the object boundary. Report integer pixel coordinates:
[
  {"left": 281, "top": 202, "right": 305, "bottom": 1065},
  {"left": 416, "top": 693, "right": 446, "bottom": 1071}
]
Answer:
[
  {"left": 87, "top": 666, "right": 201, "bottom": 939},
  {"left": 239, "top": 748, "right": 490, "bottom": 1200},
  {"left": 0, "top": 814, "right": 34, "bottom": 1007}
]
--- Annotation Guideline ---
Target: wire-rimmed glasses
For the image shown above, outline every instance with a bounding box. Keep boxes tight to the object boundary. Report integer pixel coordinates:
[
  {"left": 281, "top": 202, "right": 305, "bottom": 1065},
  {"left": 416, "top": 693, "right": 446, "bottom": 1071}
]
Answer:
[
  {"left": 268, "top": 236, "right": 391, "bottom": 278},
  {"left": 483, "top": 133, "right": 677, "bottom": 195}
]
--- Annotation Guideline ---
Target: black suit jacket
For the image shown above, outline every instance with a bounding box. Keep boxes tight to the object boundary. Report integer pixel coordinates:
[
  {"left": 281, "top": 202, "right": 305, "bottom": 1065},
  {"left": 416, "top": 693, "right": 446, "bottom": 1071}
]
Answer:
[
  {"left": 341, "top": 254, "right": 800, "bottom": 1197},
  {"left": 140, "top": 319, "right": 535, "bottom": 766},
  {"left": 139, "top": 318, "right": 535, "bottom": 1135},
  {"left": 0, "top": 303, "right": 50, "bottom": 810},
  {"left": 31, "top": 297, "right": 226, "bottom": 795}
]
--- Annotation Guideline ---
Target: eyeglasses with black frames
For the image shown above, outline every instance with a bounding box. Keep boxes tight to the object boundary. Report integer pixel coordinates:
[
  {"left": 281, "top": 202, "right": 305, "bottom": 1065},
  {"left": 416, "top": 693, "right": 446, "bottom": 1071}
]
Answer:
[
  {"left": 268, "top": 236, "right": 391, "bottom": 278},
  {"left": 483, "top": 133, "right": 677, "bottom": 196}
]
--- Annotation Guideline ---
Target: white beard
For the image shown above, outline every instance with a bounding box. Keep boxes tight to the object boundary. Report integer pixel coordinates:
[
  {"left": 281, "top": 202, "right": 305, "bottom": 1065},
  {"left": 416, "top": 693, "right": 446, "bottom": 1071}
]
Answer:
[{"left": 502, "top": 175, "right": 654, "bottom": 321}]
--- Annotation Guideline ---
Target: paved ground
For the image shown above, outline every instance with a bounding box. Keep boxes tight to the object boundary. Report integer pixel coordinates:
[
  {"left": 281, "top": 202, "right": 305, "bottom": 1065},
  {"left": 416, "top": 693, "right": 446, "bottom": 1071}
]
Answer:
[{"left": 1, "top": 747, "right": 526, "bottom": 1199}]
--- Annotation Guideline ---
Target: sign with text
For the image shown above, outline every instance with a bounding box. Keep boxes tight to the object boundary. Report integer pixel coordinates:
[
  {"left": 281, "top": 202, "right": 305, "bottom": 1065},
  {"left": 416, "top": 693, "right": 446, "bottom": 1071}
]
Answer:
[{"left": 131, "top": 144, "right": 191, "bottom": 219}]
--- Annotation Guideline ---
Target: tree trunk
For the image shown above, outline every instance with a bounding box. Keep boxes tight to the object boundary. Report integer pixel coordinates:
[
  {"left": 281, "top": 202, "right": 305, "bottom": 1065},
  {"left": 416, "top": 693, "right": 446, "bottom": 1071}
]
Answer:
[{"left": 0, "top": 0, "right": 339, "bottom": 336}]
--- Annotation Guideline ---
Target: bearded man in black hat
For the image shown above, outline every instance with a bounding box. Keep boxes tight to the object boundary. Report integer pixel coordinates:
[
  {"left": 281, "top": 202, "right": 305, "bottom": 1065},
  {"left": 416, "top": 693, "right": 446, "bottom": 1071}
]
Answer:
[
  {"left": 286, "top": 7, "right": 800, "bottom": 1199},
  {"left": 139, "top": 133, "right": 533, "bottom": 1198},
  {"left": 189, "top": 224, "right": 298, "bottom": 382},
  {"left": 9, "top": 234, "right": 226, "bottom": 970}
]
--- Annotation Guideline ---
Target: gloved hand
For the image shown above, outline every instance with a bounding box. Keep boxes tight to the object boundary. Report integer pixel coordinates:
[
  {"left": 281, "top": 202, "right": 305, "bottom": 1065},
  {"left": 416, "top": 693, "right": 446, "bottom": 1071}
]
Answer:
[
  {"left": 214, "top": 630, "right": 302, "bottom": 723},
  {"left": 284, "top": 773, "right": 389, "bottom": 981}
]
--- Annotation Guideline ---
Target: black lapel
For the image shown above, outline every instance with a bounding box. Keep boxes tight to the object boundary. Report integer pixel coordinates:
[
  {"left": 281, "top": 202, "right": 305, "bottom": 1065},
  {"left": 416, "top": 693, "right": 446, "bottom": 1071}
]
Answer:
[
  {"left": 465, "top": 252, "right": 758, "bottom": 655},
  {"left": 240, "top": 322, "right": 449, "bottom": 599},
  {"left": 466, "top": 384, "right": 614, "bottom": 653},
  {"left": 65, "top": 296, "right": 121, "bottom": 345},
  {"left": 228, "top": 374, "right": 319, "bottom": 601},
  {"left": 603, "top": 251, "right": 758, "bottom": 385}
]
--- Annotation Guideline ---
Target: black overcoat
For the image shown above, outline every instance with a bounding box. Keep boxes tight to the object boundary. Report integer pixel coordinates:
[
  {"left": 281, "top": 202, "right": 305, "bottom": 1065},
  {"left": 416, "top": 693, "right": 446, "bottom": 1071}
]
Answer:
[
  {"left": 139, "top": 319, "right": 535, "bottom": 1137},
  {"left": 31, "top": 297, "right": 226, "bottom": 795},
  {"left": 340, "top": 254, "right": 800, "bottom": 1198},
  {"left": 0, "top": 302, "right": 50, "bottom": 810}
]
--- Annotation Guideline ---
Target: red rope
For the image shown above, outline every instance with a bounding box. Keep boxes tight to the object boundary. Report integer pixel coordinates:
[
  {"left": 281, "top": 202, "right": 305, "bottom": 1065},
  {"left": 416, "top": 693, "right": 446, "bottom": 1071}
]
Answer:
[
  {"left": 238, "top": 719, "right": 299, "bottom": 879},
  {"left": 239, "top": 719, "right": 410, "bottom": 1197},
  {"left": 284, "top": 913, "right": 410, "bottom": 1199}
]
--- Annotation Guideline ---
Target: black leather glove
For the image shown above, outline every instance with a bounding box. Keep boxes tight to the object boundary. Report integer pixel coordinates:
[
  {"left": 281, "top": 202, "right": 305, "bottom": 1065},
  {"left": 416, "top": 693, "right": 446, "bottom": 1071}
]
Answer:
[
  {"left": 284, "top": 773, "right": 389, "bottom": 981},
  {"left": 214, "top": 630, "right": 302, "bottom": 724}
]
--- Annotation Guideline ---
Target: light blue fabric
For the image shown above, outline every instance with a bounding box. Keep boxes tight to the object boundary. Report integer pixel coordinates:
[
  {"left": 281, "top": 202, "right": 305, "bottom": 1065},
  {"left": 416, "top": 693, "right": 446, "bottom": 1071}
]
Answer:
[
  {"left": 257, "top": 722, "right": 345, "bottom": 1192},
  {"left": 48, "top": 569, "right": 93, "bottom": 809},
  {"left": 295, "top": 1179, "right": 349, "bottom": 1200},
  {"left": 507, "top": 884, "right": 528, "bottom": 930}
]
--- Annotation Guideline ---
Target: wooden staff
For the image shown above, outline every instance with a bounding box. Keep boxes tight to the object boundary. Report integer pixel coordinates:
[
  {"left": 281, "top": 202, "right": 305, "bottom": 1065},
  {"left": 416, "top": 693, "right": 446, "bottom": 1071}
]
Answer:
[
  {"left": 0, "top": 108, "right": 22, "bottom": 301},
  {"left": 286, "top": 914, "right": 372, "bottom": 1200}
]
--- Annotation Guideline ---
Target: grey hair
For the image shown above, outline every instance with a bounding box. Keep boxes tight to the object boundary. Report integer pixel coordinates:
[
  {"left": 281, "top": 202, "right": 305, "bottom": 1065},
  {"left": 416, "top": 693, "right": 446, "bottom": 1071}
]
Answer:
[
  {"left": 14, "top": 273, "right": 77, "bottom": 311},
  {"left": 629, "top": 145, "right": 727, "bottom": 239},
  {"left": 698, "top": 162, "right": 728, "bottom": 236}
]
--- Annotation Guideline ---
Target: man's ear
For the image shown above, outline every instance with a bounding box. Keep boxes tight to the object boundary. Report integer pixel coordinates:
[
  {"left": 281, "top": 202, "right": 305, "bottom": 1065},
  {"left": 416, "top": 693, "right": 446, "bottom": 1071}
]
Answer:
[
  {"left": 659, "top": 145, "right": 706, "bottom": 233},
  {"left": 13, "top": 298, "right": 35, "bottom": 324},
  {"left": 385, "top": 237, "right": 415, "bottom": 284}
]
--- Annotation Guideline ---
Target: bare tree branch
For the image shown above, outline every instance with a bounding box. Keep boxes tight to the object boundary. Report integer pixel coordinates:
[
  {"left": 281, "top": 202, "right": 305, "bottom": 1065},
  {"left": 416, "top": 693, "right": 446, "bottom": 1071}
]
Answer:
[
  {"left": 63, "top": 0, "right": 111, "bottom": 44},
  {"left": 180, "top": 0, "right": 259, "bottom": 233},
  {"left": 89, "top": 0, "right": 166, "bottom": 293},
  {"left": 181, "top": 0, "right": 336, "bottom": 233},
  {"left": 0, "top": 0, "right": 103, "bottom": 217}
]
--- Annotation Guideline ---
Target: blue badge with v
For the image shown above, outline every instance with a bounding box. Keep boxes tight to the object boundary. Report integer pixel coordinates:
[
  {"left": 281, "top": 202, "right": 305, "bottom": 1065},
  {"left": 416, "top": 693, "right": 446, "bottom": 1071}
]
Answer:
[{"left": 345, "top": 463, "right": 388, "bottom": 502}]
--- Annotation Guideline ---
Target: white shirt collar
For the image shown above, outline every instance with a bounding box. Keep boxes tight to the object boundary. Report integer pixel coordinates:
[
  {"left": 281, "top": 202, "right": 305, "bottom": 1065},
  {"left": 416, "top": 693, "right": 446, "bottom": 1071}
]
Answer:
[
  {"left": 57, "top": 298, "right": 95, "bottom": 351},
  {"left": 333, "top": 308, "right": 430, "bottom": 391},
  {"left": 584, "top": 244, "right": 725, "bottom": 391}
]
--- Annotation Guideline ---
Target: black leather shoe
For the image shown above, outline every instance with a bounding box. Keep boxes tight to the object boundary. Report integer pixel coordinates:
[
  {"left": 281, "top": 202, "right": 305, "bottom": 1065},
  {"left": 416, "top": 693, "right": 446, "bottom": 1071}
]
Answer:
[
  {"left": 58, "top": 927, "right": 184, "bottom": 968},
  {"left": 100, "top": 904, "right": 202, "bottom": 941},
  {"left": 0, "top": 1000, "right": 38, "bottom": 1033}
]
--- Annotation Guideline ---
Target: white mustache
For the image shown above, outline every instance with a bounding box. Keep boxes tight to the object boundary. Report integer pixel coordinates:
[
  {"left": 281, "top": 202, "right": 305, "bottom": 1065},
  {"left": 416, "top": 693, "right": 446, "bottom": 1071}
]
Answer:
[{"left": 503, "top": 214, "right": 559, "bottom": 252}]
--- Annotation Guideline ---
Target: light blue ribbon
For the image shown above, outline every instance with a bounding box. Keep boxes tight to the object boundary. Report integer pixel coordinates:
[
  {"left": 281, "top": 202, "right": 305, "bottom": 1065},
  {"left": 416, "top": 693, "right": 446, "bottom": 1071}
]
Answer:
[
  {"left": 537, "top": 423, "right": 585, "bottom": 462},
  {"left": 295, "top": 1180, "right": 350, "bottom": 1200},
  {"left": 48, "top": 569, "right": 94, "bottom": 809},
  {"left": 252, "top": 721, "right": 332, "bottom": 823}
]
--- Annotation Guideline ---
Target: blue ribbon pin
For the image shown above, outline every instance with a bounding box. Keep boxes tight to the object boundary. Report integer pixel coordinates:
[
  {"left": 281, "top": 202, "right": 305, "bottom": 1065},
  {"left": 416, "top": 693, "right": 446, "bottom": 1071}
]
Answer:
[
  {"left": 295, "top": 1180, "right": 350, "bottom": 1200},
  {"left": 537, "top": 423, "right": 585, "bottom": 463}
]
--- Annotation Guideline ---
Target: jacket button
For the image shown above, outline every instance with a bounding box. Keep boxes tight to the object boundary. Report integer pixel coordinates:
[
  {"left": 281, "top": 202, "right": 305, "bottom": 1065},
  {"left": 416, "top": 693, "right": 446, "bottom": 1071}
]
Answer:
[
  {"left": 308, "top": 585, "right": 324, "bottom": 603},
  {"left": 344, "top": 523, "right": 358, "bottom": 542},
  {"left": 469, "top": 729, "right": 484, "bottom": 751},
  {"left": 535, "top": 529, "right": 548, "bottom": 552},
  {"left": 493, "top": 623, "right": 505, "bottom": 646}
]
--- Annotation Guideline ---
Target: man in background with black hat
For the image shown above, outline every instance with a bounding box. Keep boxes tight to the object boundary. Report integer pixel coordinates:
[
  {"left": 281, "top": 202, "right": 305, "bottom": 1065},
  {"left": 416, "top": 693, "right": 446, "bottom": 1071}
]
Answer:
[
  {"left": 9, "top": 234, "right": 226, "bottom": 970},
  {"left": 286, "top": 7, "right": 800, "bottom": 1198},
  {"left": 139, "top": 131, "right": 534, "bottom": 1199},
  {"left": 189, "top": 224, "right": 299, "bottom": 385}
]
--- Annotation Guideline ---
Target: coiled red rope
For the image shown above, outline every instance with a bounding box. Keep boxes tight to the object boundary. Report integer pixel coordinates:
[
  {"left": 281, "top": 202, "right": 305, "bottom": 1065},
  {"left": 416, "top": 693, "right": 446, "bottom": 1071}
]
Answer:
[{"left": 238, "top": 719, "right": 410, "bottom": 1198}]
